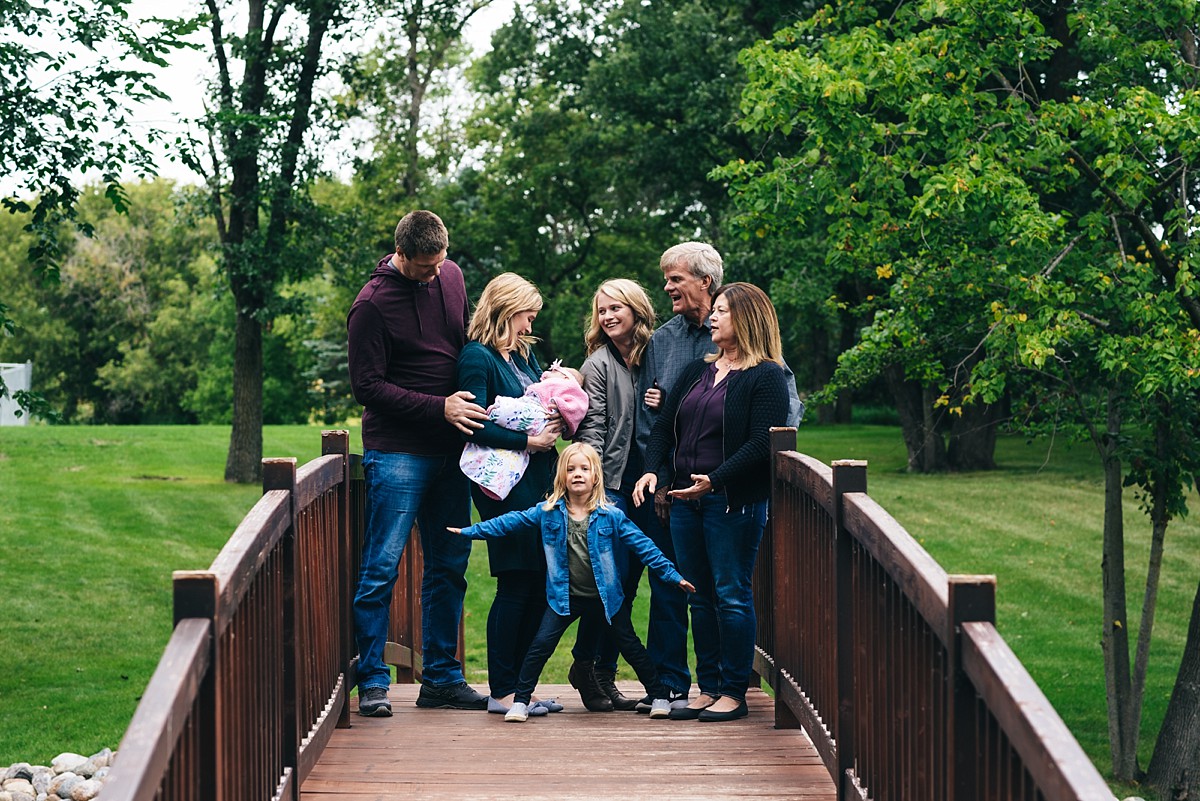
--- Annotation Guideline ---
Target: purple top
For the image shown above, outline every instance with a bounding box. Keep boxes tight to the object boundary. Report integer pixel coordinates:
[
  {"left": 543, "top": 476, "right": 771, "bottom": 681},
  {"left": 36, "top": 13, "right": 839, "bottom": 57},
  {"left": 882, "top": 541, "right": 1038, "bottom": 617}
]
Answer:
[
  {"left": 347, "top": 255, "right": 470, "bottom": 454},
  {"left": 673, "top": 363, "right": 728, "bottom": 487}
]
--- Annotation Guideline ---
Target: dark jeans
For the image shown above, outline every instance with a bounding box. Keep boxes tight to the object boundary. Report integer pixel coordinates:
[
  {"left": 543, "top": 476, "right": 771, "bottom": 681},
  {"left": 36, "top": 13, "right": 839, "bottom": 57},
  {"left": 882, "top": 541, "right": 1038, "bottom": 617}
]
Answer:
[
  {"left": 670, "top": 495, "right": 766, "bottom": 702},
  {"left": 516, "top": 595, "right": 669, "bottom": 705},
  {"left": 354, "top": 451, "right": 472, "bottom": 691},
  {"left": 487, "top": 569, "right": 547, "bottom": 698},
  {"left": 571, "top": 490, "right": 691, "bottom": 694}
]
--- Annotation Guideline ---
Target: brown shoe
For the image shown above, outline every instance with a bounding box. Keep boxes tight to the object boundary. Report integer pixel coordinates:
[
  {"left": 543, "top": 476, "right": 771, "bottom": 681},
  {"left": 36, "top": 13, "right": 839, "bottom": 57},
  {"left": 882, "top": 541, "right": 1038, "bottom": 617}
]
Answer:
[{"left": 568, "top": 660, "right": 614, "bottom": 712}]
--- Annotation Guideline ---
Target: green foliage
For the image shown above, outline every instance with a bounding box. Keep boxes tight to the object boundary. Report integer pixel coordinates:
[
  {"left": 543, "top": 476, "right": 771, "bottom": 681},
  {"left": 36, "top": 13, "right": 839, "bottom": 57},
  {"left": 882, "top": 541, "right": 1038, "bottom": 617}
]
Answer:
[
  {"left": 433, "top": 0, "right": 804, "bottom": 367},
  {"left": 720, "top": 0, "right": 1200, "bottom": 466},
  {"left": 0, "top": 0, "right": 200, "bottom": 273},
  {"left": 0, "top": 179, "right": 342, "bottom": 426}
]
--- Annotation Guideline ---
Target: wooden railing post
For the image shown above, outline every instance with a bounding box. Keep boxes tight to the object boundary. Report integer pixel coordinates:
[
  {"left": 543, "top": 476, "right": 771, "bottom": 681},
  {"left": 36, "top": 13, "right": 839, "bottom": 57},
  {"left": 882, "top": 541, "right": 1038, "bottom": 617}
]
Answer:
[
  {"left": 947, "top": 575, "right": 997, "bottom": 801},
  {"left": 832, "top": 459, "right": 867, "bottom": 801},
  {"left": 264, "top": 457, "right": 299, "bottom": 800},
  {"left": 322, "top": 430, "right": 355, "bottom": 729},
  {"left": 172, "top": 571, "right": 218, "bottom": 800},
  {"left": 769, "top": 426, "right": 799, "bottom": 726}
]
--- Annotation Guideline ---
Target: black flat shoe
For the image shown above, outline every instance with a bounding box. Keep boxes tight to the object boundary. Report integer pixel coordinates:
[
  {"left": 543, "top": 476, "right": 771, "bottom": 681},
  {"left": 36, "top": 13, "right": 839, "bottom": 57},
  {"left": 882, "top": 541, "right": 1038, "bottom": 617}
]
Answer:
[
  {"left": 697, "top": 700, "right": 748, "bottom": 722},
  {"left": 667, "top": 705, "right": 700, "bottom": 724}
]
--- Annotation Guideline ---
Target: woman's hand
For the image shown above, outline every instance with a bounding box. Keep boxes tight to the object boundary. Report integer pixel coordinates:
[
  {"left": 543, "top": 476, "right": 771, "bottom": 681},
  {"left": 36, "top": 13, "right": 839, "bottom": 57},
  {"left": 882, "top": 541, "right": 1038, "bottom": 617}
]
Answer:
[
  {"left": 643, "top": 386, "right": 662, "bottom": 410},
  {"left": 527, "top": 422, "right": 561, "bottom": 452},
  {"left": 678, "top": 579, "right": 696, "bottom": 594},
  {"left": 631, "top": 472, "right": 657, "bottom": 507},
  {"left": 667, "top": 473, "right": 712, "bottom": 501}
]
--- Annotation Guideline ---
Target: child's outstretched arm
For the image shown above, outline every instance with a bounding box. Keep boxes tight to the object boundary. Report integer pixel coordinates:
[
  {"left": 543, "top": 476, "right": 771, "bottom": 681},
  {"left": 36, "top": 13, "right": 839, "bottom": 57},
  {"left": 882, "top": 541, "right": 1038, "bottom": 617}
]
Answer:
[{"left": 446, "top": 504, "right": 543, "bottom": 539}]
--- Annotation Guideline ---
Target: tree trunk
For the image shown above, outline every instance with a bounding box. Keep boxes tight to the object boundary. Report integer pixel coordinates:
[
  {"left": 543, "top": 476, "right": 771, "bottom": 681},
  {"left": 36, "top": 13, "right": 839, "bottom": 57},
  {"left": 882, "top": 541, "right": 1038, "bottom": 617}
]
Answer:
[
  {"left": 812, "top": 325, "right": 835, "bottom": 424},
  {"left": 885, "top": 363, "right": 947, "bottom": 472},
  {"left": 946, "top": 399, "right": 1000, "bottom": 471},
  {"left": 1147, "top": 578, "right": 1200, "bottom": 798},
  {"left": 224, "top": 303, "right": 263, "bottom": 483},
  {"left": 1100, "top": 389, "right": 1138, "bottom": 779},
  {"left": 1132, "top": 410, "right": 1172, "bottom": 764}
]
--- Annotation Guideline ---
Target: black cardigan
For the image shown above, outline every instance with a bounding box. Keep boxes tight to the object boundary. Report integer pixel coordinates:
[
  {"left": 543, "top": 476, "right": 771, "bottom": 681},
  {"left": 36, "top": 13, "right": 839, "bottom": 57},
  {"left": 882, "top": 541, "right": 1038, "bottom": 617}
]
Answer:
[{"left": 644, "top": 358, "right": 789, "bottom": 507}]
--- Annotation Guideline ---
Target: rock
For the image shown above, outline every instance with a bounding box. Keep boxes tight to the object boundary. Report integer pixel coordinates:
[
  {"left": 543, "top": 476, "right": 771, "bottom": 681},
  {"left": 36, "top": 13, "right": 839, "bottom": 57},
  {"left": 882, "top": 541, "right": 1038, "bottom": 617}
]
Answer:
[
  {"left": 5, "top": 765, "right": 32, "bottom": 781},
  {"left": 1, "top": 782, "right": 33, "bottom": 796},
  {"left": 68, "top": 779, "right": 101, "bottom": 801},
  {"left": 49, "top": 756, "right": 85, "bottom": 777},
  {"left": 30, "top": 770, "right": 52, "bottom": 795},
  {"left": 46, "top": 775, "right": 79, "bottom": 800},
  {"left": 86, "top": 750, "right": 111, "bottom": 771}
]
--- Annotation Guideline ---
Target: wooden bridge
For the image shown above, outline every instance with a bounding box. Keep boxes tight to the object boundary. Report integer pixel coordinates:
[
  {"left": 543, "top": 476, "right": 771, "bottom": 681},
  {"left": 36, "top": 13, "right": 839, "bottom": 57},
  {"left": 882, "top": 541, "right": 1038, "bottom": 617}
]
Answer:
[{"left": 101, "top": 430, "right": 1116, "bottom": 801}]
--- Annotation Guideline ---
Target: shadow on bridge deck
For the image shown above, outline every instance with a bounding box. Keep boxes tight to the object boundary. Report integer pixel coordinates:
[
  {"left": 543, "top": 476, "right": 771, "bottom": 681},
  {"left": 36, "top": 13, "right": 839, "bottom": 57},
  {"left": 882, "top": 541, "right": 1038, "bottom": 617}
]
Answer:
[{"left": 301, "top": 682, "right": 835, "bottom": 800}]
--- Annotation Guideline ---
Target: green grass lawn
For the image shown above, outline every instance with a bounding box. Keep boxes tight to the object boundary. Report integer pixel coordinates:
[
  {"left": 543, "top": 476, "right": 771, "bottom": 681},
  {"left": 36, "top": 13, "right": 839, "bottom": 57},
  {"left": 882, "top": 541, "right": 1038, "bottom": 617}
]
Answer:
[{"left": 1, "top": 423, "right": 1196, "bottom": 800}]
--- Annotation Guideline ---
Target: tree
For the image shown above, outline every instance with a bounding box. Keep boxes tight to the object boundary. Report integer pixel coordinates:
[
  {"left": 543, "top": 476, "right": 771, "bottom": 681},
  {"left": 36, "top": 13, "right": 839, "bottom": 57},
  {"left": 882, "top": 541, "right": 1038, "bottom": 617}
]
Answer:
[
  {"left": 190, "top": 0, "right": 351, "bottom": 481},
  {"left": 446, "top": 0, "right": 809, "bottom": 366},
  {"left": 719, "top": 0, "right": 1200, "bottom": 791},
  {"left": 343, "top": 0, "right": 495, "bottom": 210},
  {"left": 0, "top": 0, "right": 197, "bottom": 415}
]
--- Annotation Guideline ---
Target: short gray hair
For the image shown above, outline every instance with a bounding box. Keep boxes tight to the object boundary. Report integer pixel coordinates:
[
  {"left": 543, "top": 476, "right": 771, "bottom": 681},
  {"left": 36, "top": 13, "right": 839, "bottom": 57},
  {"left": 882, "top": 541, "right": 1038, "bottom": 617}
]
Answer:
[{"left": 660, "top": 242, "right": 723, "bottom": 296}]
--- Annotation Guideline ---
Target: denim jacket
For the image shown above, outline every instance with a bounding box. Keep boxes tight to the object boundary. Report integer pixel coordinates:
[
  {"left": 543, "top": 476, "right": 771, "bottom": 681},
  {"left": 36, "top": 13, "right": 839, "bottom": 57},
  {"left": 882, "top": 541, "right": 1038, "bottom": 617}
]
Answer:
[{"left": 459, "top": 499, "right": 684, "bottom": 622}]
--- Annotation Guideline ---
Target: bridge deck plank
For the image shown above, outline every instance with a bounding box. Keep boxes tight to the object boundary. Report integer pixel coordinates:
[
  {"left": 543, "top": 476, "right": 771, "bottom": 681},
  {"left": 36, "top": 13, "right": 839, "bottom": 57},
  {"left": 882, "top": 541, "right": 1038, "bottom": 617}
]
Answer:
[{"left": 301, "top": 683, "right": 835, "bottom": 800}]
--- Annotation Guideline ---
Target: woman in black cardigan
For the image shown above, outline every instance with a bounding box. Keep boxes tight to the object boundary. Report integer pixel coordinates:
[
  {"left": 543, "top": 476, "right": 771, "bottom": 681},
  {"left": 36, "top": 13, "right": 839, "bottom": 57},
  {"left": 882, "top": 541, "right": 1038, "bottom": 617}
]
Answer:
[{"left": 632, "top": 282, "right": 789, "bottom": 722}]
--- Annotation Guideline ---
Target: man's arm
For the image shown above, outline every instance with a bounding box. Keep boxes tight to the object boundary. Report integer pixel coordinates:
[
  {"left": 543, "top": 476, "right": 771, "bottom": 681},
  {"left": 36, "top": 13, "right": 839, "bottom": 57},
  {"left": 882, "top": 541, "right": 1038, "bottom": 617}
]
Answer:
[{"left": 347, "top": 302, "right": 447, "bottom": 423}]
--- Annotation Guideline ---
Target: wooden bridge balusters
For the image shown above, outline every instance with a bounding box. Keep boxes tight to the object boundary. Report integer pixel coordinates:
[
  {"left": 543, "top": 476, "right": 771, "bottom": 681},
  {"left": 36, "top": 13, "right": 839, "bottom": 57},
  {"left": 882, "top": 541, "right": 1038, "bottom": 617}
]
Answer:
[{"left": 833, "top": 460, "right": 867, "bottom": 800}]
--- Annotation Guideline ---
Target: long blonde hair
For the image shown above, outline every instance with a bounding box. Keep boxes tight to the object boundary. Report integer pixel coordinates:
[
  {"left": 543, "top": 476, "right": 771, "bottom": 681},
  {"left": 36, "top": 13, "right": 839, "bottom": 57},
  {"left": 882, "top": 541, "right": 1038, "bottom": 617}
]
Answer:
[
  {"left": 704, "top": 282, "right": 784, "bottom": 369},
  {"left": 468, "top": 273, "right": 543, "bottom": 358},
  {"left": 542, "top": 442, "right": 609, "bottom": 512},
  {"left": 583, "top": 278, "right": 656, "bottom": 367}
]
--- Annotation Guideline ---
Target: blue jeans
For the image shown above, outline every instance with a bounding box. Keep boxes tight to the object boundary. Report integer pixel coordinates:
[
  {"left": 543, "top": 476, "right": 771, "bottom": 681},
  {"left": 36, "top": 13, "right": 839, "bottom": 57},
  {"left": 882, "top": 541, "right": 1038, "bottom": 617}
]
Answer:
[
  {"left": 354, "top": 450, "right": 472, "bottom": 691},
  {"left": 670, "top": 494, "right": 766, "bottom": 701},
  {"left": 572, "top": 490, "right": 691, "bottom": 695}
]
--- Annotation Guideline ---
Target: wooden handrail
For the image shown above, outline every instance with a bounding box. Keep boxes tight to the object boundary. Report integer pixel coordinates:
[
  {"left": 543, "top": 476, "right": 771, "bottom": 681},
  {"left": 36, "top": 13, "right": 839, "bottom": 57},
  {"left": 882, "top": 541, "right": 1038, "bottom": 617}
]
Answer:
[
  {"left": 759, "top": 432, "right": 1117, "bottom": 801},
  {"left": 103, "top": 430, "right": 415, "bottom": 801}
]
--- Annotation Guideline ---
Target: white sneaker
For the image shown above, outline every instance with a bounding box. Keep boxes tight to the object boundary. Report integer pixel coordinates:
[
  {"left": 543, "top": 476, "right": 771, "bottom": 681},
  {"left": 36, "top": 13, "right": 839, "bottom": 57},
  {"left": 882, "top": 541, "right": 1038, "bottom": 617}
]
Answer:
[
  {"left": 505, "top": 701, "right": 530, "bottom": 722},
  {"left": 649, "top": 698, "right": 671, "bottom": 719}
]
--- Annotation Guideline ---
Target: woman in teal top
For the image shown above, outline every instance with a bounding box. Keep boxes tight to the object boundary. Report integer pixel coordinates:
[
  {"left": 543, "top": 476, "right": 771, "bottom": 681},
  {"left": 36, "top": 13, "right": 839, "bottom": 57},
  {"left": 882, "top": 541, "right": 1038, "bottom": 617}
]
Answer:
[{"left": 457, "top": 273, "right": 561, "bottom": 711}]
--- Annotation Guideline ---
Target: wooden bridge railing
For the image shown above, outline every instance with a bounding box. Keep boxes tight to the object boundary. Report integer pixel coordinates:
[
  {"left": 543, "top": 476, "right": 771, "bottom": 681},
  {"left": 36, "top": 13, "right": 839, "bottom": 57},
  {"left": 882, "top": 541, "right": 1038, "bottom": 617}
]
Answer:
[
  {"left": 101, "top": 426, "right": 1118, "bottom": 800},
  {"left": 102, "top": 430, "right": 422, "bottom": 800},
  {"left": 753, "top": 427, "right": 1116, "bottom": 801}
]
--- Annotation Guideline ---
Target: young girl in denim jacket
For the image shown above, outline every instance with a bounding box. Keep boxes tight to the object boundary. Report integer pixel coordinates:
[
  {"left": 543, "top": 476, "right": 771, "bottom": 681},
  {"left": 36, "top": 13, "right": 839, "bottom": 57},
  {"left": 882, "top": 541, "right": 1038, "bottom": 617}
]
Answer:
[{"left": 449, "top": 442, "right": 695, "bottom": 722}]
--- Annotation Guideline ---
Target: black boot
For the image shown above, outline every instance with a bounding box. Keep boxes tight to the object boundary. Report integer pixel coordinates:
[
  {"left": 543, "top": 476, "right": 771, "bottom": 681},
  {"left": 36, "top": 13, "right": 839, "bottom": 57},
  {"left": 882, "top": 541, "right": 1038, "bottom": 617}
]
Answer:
[
  {"left": 594, "top": 669, "right": 639, "bottom": 710},
  {"left": 568, "top": 660, "right": 614, "bottom": 712}
]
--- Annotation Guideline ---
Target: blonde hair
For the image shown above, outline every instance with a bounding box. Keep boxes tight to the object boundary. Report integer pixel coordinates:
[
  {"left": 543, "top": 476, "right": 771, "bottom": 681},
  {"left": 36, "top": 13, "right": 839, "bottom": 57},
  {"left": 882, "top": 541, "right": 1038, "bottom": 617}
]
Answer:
[
  {"left": 583, "top": 278, "right": 656, "bottom": 367},
  {"left": 468, "top": 273, "right": 543, "bottom": 357},
  {"left": 705, "top": 282, "right": 784, "bottom": 369},
  {"left": 543, "top": 442, "right": 609, "bottom": 512}
]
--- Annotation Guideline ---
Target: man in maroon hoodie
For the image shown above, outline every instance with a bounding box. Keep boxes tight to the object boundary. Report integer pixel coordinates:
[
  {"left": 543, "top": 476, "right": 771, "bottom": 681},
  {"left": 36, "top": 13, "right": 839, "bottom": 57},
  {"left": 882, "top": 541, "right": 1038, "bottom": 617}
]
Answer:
[{"left": 347, "top": 210, "right": 489, "bottom": 716}]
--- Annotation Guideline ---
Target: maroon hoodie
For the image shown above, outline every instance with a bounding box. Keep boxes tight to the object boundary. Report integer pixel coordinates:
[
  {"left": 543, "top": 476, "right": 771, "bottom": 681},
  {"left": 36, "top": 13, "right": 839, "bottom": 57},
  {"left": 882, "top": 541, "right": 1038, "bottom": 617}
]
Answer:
[{"left": 347, "top": 255, "right": 470, "bottom": 454}]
